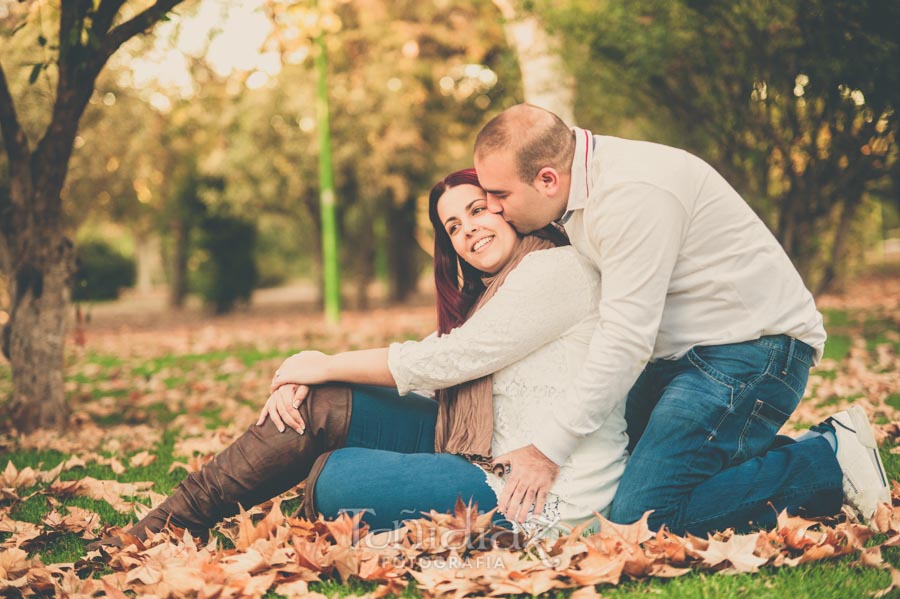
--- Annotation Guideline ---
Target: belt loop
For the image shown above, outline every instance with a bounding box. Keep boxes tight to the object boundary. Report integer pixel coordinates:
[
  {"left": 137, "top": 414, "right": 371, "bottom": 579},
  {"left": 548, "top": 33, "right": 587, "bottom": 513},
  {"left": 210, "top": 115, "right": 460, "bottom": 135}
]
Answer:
[{"left": 783, "top": 337, "right": 795, "bottom": 376}]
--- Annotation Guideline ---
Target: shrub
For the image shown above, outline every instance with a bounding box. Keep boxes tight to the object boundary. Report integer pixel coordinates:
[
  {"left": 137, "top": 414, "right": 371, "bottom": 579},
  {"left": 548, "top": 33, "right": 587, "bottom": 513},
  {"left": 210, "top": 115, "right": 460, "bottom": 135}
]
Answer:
[
  {"left": 72, "top": 239, "right": 135, "bottom": 301},
  {"left": 194, "top": 213, "right": 258, "bottom": 314}
]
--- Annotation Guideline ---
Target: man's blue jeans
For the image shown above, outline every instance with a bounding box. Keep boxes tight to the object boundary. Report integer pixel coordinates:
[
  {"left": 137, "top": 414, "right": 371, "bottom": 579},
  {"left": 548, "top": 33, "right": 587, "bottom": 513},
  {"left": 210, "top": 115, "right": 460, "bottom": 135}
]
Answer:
[
  {"left": 608, "top": 335, "right": 843, "bottom": 535},
  {"left": 310, "top": 385, "right": 499, "bottom": 531}
]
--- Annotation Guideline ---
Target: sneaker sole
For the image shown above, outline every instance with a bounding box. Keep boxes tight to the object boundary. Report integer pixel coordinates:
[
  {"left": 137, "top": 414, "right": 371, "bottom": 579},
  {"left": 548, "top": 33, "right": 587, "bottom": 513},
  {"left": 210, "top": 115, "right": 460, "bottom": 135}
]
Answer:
[{"left": 844, "top": 405, "right": 890, "bottom": 515}]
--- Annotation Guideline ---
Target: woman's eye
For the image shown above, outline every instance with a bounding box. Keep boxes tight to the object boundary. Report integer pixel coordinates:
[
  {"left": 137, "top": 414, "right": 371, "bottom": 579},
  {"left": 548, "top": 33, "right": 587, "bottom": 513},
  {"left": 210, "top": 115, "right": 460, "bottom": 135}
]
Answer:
[
  {"left": 448, "top": 224, "right": 459, "bottom": 235},
  {"left": 472, "top": 206, "right": 484, "bottom": 214}
]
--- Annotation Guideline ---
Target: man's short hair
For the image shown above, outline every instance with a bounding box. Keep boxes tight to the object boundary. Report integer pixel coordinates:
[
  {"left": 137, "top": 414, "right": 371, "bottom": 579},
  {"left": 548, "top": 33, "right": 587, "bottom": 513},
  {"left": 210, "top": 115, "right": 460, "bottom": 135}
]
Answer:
[{"left": 474, "top": 104, "right": 575, "bottom": 183}]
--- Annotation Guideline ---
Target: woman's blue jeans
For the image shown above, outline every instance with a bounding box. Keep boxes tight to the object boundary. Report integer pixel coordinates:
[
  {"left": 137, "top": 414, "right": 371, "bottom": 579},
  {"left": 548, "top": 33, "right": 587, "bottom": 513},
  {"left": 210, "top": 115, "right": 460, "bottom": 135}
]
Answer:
[
  {"left": 310, "top": 385, "right": 499, "bottom": 531},
  {"left": 608, "top": 335, "right": 844, "bottom": 535}
]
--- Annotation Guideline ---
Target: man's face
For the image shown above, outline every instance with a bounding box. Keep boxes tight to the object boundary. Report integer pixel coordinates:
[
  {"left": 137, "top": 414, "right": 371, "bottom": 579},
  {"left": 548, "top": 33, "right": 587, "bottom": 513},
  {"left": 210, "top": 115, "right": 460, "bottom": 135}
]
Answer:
[{"left": 474, "top": 151, "right": 565, "bottom": 234}]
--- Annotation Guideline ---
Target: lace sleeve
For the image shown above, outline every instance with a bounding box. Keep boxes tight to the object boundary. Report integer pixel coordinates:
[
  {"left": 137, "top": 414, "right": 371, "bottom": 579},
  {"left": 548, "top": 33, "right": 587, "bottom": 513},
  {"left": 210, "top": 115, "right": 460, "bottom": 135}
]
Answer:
[{"left": 388, "top": 248, "right": 597, "bottom": 395}]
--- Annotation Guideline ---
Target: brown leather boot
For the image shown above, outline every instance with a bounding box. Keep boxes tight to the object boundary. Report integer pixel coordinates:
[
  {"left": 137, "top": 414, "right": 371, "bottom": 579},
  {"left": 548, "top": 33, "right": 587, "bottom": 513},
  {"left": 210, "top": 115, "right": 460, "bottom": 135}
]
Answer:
[{"left": 87, "top": 384, "right": 352, "bottom": 549}]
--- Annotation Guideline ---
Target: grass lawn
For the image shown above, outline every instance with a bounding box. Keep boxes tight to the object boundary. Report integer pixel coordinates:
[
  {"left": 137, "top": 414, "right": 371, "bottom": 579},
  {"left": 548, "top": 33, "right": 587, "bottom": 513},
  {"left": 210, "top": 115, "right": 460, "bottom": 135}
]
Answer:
[{"left": 1, "top": 288, "right": 900, "bottom": 598}]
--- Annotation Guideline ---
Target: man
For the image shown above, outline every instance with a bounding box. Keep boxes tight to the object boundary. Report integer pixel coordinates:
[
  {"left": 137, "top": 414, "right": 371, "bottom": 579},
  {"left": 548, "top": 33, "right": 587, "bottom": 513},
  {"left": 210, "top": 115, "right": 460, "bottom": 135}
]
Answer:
[{"left": 475, "top": 103, "right": 889, "bottom": 534}]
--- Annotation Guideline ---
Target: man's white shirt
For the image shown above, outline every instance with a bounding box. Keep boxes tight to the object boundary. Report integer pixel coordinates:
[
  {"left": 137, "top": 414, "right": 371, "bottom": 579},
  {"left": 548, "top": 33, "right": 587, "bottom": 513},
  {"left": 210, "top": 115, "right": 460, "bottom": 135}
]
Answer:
[{"left": 533, "top": 128, "right": 827, "bottom": 466}]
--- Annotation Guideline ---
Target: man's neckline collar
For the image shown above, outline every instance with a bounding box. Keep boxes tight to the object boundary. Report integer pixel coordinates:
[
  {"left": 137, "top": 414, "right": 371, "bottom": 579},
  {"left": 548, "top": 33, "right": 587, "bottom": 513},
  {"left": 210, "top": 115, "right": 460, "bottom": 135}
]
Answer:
[{"left": 562, "top": 127, "right": 594, "bottom": 220}]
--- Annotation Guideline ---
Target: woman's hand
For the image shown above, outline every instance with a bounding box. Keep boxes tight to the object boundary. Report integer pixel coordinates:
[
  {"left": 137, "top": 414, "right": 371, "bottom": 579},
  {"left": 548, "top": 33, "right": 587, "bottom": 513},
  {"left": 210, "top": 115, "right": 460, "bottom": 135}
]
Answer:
[
  {"left": 257, "top": 384, "right": 310, "bottom": 434},
  {"left": 270, "top": 351, "right": 332, "bottom": 393},
  {"left": 492, "top": 444, "right": 560, "bottom": 524}
]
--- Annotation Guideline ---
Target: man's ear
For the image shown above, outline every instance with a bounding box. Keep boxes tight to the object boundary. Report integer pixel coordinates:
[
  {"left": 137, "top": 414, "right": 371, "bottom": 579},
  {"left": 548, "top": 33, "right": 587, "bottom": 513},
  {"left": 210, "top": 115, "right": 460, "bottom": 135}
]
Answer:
[{"left": 535, "top": 167, "right": 561, "bottom": 194}]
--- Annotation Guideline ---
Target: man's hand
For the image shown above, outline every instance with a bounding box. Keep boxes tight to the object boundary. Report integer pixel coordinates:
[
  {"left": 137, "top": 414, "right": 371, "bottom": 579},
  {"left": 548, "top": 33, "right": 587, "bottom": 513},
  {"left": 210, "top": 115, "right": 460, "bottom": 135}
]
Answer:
[
  {"left": 492, "top": 444, "right": 560, "bottom": 524},
  {"left": 270, "top": 351, "right": 331, "bottom": 393}
]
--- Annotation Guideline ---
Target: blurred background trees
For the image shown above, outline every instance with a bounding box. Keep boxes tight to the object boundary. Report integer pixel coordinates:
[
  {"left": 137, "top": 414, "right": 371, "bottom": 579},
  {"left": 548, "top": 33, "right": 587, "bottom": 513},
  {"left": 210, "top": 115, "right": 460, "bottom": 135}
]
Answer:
[
  {"left": 540, "top": 0, "right": 900, "bottom": 293},
  {"left": 1, "top": 0, "right": 898, "bottom": 429}
]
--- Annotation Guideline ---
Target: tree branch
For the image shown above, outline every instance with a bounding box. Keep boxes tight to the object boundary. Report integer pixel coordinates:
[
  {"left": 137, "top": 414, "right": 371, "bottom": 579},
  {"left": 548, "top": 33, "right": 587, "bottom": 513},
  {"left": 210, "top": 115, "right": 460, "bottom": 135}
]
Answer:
[
  {"left": 0, "top": 60, "right": 29, "bottom": 167},
  {"left": 58, "top": 0, "right": 92, "bottom": 78},
  {"left": 102, "top": 0, "right": 185, "bottom": 59},
  {"left": 92, "top": 0, "right": 128, "bottom": 37}
]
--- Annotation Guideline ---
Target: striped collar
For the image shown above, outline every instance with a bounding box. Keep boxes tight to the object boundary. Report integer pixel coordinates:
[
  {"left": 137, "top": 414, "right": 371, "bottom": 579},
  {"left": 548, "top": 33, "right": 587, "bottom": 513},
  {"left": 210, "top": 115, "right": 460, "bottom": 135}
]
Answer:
[{"left": 559, "top": 127, "right": 593, "bottom": 225}]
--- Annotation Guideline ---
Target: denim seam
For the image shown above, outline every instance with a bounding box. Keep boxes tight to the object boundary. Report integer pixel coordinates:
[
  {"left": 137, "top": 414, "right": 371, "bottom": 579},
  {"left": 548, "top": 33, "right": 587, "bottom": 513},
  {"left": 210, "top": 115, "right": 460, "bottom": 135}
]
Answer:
[
  {"left": 762, "top": 371, "right": 804, "bottom": 402},
  {"left": 750, "top": 399, "right": 791, "bottom": 429},
  {"left": 687, "top": 349, "right": 740, "bottom": 396},
  {"left": 750, "top": 336, "right": 814, "bottom": 367}
]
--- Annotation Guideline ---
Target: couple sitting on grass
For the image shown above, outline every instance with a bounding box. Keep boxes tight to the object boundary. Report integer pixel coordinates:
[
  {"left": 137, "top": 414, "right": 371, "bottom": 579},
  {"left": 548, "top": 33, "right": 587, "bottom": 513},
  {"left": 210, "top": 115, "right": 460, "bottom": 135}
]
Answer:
[{"left": 91, "top": 104, "right": 889, "bottom": 550}]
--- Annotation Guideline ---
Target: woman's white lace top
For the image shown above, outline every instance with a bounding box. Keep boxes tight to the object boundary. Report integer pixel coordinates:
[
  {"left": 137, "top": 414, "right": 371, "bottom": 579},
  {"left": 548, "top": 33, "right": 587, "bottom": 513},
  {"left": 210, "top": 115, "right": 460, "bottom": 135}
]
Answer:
[{"left": 388, "top": 246, "right": 629, "bottom": 531}]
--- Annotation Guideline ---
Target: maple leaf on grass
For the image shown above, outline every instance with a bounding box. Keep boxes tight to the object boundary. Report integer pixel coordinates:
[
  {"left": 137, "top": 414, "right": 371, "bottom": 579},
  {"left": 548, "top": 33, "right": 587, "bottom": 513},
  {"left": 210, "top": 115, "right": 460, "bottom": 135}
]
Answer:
[
  {"left": 129, "top": 450, "right": 157, "bottom": 468},
  {"left": 0, "top": 547, "right": 32, "bottom": 582},
  {"left": 324, "top": 510, "right": 369, "bottom": 547},
  {"left": 564, "top": 543, "right": 625, "bottom": 586},
  {"left": 570, "top": 585, "right": 604, "bottom": 599},
  {"left": 409, "top": 562, "right": 486, "bottom": 599},
  {"left": 292, "top": 534, "right": 333, "bottom": 575},
  {"left": 775, "top": 509, "right": 826, "bottom": 550},
  {"left": 328, "top": 544, "right": 361, "bottom": 582},
  {"left": 488, "top": 568, "right": 566, "bottom": 596},
  {"left": 873, "top": 566, "right": 900, "bottom": 599},
  {"left": 48, "top": 476, "right": 154, "bottom": 513},
  {"left": 695, "top": 532, "right": 769, "bottom": 574},
  {"left": 233, "top": 497, "right": 286, "bottom": 551},
  {"left": 357, "top": 552, "right": 408, "bottom": 584},
  {"left": 590, "top": 510, "right": 654, "bottom": 547},
  {"left": 643, "top": 526, "right": 700, "bottom": 566},
  {"left": 0, "top": 518, "right": 51, "bottom": 550},
  {"left": 872, "top": 501, "right": 900, "bottom": 534},
  {"left": 1, "top": 461, "right": 37, "bottom": 491}
]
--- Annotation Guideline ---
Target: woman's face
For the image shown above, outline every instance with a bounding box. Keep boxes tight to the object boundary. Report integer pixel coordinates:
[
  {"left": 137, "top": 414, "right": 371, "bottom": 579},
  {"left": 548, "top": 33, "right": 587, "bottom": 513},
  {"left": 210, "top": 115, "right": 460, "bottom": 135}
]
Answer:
[{"left": 437, "top": 183, "right": 521, "bottom": 275}]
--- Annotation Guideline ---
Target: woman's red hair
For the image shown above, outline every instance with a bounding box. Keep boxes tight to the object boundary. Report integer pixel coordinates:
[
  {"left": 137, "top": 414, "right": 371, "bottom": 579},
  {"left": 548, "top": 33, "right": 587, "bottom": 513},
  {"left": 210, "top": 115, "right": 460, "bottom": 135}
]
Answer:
[{"left": 428, "top": 168, "right": 569, "bottom": 336}]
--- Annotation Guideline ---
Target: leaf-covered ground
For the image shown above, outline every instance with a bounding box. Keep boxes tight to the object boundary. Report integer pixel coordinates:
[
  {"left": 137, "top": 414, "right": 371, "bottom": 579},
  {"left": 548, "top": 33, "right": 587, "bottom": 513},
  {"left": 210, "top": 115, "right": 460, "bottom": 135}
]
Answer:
[{"left": 1, "top": 273, "right": 899, "bottom": 599}]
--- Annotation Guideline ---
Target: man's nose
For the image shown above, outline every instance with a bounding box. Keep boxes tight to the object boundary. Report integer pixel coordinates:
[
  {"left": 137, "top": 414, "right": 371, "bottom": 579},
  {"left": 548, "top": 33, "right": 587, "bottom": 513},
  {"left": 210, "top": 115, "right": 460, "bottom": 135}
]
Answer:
[{"left": 486, "top": 195, "right": 503, "bottom": 214}]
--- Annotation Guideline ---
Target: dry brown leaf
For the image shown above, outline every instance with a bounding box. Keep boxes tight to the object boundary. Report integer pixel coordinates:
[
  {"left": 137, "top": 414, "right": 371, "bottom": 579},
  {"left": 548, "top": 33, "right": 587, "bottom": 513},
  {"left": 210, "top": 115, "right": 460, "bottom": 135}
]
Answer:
[
  {"left": 860, "top": 546, "right": 885, "bottom": 569},
  {"left": 592, "top": 511, "right": 654, "bottom": 546},
  {"left": 489, "top": 568, "right": 565, "bottom": 596},
  {"left": 570, "top": 585, "right": 604, "bottom": 599},
  {"left": 873, "top": 566, "right": 900, "bottom": 598},
  {"left": 41, "top": 506, "right": 102, "bottom": 539},
  {"left": 0, "top": 547, "right": 31, "bottom": 581},
  {"left": 565, "top": 543, "right": 625, "bottom": 586},
  {"left": 275, "top": 578, "right": 309, "bottom": 596},
  {"left": 129, "top": 451, "right": 157, "bottom": 468},
  {"left": 1, "top": 462, "right": 37, "bottom": 490},
  {"left": 695, "top": 533, "right": 768, "bottom": 573},
  {"left": 776, "top": 510, "right": 823, "bottom": 549},
  {"left": 0, "top": 518, "right": 45, "bottom": 549}
]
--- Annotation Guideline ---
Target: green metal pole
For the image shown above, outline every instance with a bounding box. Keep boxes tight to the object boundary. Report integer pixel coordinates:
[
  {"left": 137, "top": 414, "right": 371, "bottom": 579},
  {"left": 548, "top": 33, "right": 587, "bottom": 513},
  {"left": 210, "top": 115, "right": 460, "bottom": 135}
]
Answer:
[
  {"left": 374, "top": 211, "right": 389, "bottom": 286},
  {"left": 315, "top": 29, "right": 340, "bottom": 323}
]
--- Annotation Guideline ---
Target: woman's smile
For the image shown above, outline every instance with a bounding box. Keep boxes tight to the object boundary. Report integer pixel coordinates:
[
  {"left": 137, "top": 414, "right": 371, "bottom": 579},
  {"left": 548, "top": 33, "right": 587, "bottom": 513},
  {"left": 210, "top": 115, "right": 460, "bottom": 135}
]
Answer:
[
  {"left": 437, "top": 184, "right": 520, "bottom": 274},
  {"left": 471, "top": 235, "right": 495, "bottom": 253}
]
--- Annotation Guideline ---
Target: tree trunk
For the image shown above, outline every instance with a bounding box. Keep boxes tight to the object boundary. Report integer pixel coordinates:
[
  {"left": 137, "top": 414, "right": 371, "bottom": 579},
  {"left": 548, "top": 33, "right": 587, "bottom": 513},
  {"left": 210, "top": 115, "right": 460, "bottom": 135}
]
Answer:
[
  {"left": 387, "top": 196, "right": 420, "bottom": 302},
  {"left": 134, "top": 232, "right": 164, "bottom": 295},
  {"left": 0, "top": 0, "right": 187, "bottom": 433},
  {"left": 816, "top": 194, "right": 864, "bottom": 295},
  {"left": 492, "top": 0, "right": 576, "bottom": 124},
  {"left": 169, "top": 220, "right": 189, "bottom": 308},
  {"left": 3, "top": 227, "right": 75, "bottom": 431}
]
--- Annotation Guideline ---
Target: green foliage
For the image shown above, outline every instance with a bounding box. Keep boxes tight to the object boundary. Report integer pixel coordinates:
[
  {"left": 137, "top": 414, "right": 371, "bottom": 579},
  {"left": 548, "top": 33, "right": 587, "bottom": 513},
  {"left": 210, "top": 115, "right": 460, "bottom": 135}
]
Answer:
[
  {"left": 72, "top": 239, "right": 136, "bottom": 301},
  {"left": 193, "top": 212, "right": 259, "bottom": 314},
  {"left": 541, "top": 0, "right": 900, "bottom": 293}
]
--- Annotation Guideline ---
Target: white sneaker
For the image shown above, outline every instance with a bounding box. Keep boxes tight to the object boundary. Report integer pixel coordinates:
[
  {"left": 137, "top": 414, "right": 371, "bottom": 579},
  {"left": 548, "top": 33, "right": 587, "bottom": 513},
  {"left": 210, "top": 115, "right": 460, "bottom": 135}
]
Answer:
[{"left": 825, "top": 405, "right": 891, "bottom": 520}]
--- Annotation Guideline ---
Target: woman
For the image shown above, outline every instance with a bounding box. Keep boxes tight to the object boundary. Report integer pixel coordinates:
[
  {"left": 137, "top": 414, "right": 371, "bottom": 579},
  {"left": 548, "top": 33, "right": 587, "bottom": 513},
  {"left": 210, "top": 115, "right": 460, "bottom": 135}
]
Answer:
[{"left": 91, "top": 169, "right": 627, "bottom": 547}]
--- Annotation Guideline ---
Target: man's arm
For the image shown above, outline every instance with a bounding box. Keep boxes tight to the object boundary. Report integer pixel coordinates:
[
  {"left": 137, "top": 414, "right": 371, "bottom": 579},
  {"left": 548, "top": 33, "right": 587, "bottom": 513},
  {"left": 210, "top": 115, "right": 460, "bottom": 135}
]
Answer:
[{"left": 533, "top": 183, "right": 689, "bottom": 465}]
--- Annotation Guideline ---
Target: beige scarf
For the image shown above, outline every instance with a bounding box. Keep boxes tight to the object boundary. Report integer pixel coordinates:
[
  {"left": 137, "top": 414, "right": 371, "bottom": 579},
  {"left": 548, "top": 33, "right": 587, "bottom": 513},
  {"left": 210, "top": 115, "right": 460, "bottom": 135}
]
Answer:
[{"left": 434, "top": 234, "right": 558, "bottom": 459}]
